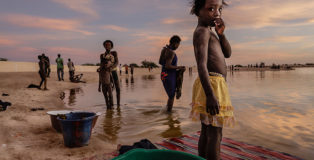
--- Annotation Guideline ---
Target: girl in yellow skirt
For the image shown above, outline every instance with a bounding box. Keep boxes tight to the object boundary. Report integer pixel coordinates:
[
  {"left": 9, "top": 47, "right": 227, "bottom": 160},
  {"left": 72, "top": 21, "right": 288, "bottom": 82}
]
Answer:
[{"left": 190, "top": 72, "right": 235, "bottom": 127}]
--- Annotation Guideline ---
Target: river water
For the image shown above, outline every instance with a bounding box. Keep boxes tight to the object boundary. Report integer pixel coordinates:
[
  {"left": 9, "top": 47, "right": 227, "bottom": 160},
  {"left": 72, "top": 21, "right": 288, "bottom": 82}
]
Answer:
[{"left": 63, "top": 68, "right": 314, "bottom": 159}]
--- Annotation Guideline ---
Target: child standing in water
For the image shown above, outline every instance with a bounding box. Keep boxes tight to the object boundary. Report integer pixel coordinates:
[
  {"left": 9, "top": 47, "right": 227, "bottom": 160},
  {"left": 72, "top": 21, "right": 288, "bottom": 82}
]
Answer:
[
  {"left": 159, "top": 35, "right": 186, "bottom": 112},
  {"left": 190, "top": 0, "right": 235, "bottom": 159},
  {"left": 98, "top": 53, "right": 115, "bottom": 109}
]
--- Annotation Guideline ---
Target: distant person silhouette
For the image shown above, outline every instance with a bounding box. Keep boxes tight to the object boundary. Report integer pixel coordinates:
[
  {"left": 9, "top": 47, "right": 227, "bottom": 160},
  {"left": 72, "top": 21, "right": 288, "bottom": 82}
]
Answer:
[
  {"left": 130, "top": 65, "right": 134, "bottom": 76},
  {"left": 119, "top": 64, "right": 122, "bottom": 76},
  {"left": 67, "top": 58, "right": 75, "bottom": 81},
  {"left": 41, "top": 53, "right": 51, "bottom": 77},
  {"left": 55, "top": 54, "right": 64, "bottom": 81},
  {"left": 38, "top": 55, "right": 48, "bottom": 90},
  {"left": 125, "top": 65, "right": 128, "bottom": 75}
]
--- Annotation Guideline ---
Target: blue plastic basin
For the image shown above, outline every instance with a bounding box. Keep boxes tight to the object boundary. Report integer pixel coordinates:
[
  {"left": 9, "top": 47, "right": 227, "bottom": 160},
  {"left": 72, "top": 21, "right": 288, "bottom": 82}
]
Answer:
[{"left": 57, "top": 112, "right": 96, "bottom": 147}]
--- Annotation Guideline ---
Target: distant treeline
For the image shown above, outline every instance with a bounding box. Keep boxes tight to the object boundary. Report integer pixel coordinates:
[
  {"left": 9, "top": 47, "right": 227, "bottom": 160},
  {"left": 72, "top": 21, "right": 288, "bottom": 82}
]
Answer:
[
  {"left": 232, "top": 62, "right": 314, "bottom": 68},
  {"left": 81, "top": 63, "right": 100, "bottom": 66},
  {"left": 0, "top": 58, "right": 8, "bottom": 61},
  {"left": 81, "top": 60, "right": 159, "bottom": 68}
]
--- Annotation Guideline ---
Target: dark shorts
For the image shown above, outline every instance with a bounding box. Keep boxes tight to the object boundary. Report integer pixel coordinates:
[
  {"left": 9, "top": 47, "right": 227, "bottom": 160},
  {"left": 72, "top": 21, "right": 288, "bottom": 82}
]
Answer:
[
  {"left": 161, "top": 71, "right": 176, "bottom": 99},
  {"left": 111, "top": 70, "right": 119, "bottom": 82}
]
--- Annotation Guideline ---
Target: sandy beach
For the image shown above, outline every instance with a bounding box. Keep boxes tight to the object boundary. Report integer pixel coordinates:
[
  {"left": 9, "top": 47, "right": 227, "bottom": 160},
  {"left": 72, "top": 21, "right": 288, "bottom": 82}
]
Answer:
[{"left": 0, "top": 61, "right": 161, "bottom": 160}]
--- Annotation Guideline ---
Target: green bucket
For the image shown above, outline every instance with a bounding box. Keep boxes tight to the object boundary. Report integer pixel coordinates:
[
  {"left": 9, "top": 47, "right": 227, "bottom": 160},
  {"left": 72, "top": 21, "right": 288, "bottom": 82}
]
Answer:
[{"left": 113, "top": 149, "right": 205, "bottom": 160}]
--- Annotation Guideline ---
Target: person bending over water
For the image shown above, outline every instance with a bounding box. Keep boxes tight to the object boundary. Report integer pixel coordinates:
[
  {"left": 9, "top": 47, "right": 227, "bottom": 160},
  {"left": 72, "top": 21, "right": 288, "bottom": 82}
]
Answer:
[
  {"left": 67, "top": 58, "right": 75, "bottom": 81},
  {"left": 159, "top": 35, "right": 185, "bottom": 112},
  {"left": 190, "top": 0, "right": 235, "bottom": 159}
]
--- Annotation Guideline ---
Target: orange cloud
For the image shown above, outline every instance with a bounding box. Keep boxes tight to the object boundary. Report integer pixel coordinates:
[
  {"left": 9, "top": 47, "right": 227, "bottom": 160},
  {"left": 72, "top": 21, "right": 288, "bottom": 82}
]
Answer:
[
  {"left": 226, "top": 47, "right": 314, "bottom": 65},
  {"left": 308, "top": 18, "right": 314, "bottom": 23},
  {"left": 101, "top": 25, "right": 129, "bottom": 32},
  {"left": 51, "top": 0, "right": 98, "bottom": 18},
  {"left": 1, "top": 14, "right": 94, "bottom": 35},
  {"left": 232, "top": 35, "right": 307, "bottom": 51},
  {"left": 0, "top": 36, "right": 19, "bottom": 46},
  {"left": 274, "top": 36, "right": 305, "bottom": 43},
  {"left": 162, "top": 18, "right": 193, "bottom": 24},
  {"left": 224, "top": 0, "right": 314, "bottom": 28},
  {"left": 48, "top": 47, "right": 92, "bottom": 57}
]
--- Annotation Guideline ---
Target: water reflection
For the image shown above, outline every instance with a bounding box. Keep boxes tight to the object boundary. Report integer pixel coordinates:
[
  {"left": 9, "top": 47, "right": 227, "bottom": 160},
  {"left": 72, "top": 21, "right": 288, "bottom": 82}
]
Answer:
[
  {"left": 256, "top": 71, "right": 265, "bottom": 79},
  {"left": 160, "top": 113, "right": 183, "bottom": 138},
  {"left": 68, "top": 88, "right": 83, "bottom": 106},
  {"left": 141, "top": 75, "right": 156, "bottom": 81},
  {"left": 59, "top": 92, "right": 65, "bottom": 100},
  {"left": 103, "top": 107, "right": 122, "bottom": 142},
  {"left": 131, "top": 76, "right": 134, "bottom": 84},
  {"left": 125, "top": 77, "right": 129, "bottom": 87},
  {"left": 130, "top": 76, "right": 135, "bottom": 90}
]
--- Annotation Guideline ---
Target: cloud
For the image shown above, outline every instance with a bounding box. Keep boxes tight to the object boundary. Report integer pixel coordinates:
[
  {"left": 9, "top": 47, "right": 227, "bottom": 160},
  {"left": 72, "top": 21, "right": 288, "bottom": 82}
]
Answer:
[
  {"left": 229, "top": 50, "right": 314, "bottom": 65},
  {"left": 231, "top": 35, "right": 307, "bottom": 50},
  {"left": 44, "top": 47, "right": 100, "bottom": 64},
  {"left": 161, "top": 18, "right": 193, "bottom": 25},
  {"left": 133, "top": 32, "right": 189, "bottom": 43},
  {"left": 0, "top": 46, "right": 39, "bottom": 62},
  {"left": 273, "top": 36, "right": 305, "bottom": 43},
  {"left": 1, "top": 14, "right": 94, "bottom": 35},
  {"left": 114, "top": 31, "right": 192, "bottom": 65},
  {"left": 131, "top": 31, "right": 189, "bottom": 57},
  {"left": 101, "top": 25, "right": 129, "bottom": 32},
  {"left": 51, "top": 0, "right": 98, "bottom": 18},
  {"left": 224, "top": 0, "right": 314, "bottom": 29},
  {"left": 48, "top": 47, "right": 92, "bottom": 57},
  {"left": 0, "top": 36, "right": 19, "bottom": 46}
]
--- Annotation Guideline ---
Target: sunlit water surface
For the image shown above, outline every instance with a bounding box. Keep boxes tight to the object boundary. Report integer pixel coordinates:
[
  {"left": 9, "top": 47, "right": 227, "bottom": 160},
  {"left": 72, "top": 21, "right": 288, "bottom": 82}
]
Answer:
[{"left": 63, "top": 68, "right": 314, "bottom": 159}]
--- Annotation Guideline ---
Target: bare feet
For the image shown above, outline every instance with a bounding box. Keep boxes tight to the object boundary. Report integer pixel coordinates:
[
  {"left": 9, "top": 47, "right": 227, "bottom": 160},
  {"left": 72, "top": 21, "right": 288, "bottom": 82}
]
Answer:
[{"left": 117, "top": 144, "right": 122, "bottom": 150}]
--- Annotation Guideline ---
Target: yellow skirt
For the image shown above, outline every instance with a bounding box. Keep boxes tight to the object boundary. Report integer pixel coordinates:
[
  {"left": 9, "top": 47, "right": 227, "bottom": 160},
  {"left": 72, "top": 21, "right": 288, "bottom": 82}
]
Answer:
[{"left": 190, "top": 74, "right": 235, "bottom": 127}]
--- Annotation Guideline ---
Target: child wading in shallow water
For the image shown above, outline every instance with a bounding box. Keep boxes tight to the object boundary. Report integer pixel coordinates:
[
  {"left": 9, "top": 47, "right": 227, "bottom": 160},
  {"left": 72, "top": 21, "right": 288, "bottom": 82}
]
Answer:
[
  {"left": 159, "top": 35, "right": 186, "bottom": 112},
  {"left": 98, "top": 53, "right": 115, "bottom": 109},
  {"left": 190, "top": 0, "right": 235, "bottom": 159}
]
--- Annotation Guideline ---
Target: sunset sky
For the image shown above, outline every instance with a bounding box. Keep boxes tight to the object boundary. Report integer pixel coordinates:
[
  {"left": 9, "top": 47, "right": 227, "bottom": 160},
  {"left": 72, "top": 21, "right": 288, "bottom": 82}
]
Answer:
[{"left": 0, "top": 0, "right": 314, "bottom": 66}]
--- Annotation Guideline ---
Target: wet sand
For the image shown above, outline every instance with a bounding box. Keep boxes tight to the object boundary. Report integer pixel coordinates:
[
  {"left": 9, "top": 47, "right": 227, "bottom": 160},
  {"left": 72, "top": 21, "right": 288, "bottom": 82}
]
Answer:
[{"left": 0, "top": 66, "right": 161, "bottom": 160}]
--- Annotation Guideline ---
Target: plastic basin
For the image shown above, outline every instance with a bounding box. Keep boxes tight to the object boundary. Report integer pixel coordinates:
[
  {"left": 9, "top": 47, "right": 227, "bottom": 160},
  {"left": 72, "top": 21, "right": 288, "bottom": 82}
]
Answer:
[
  {"left": 57, "top": 112, "right": 96, "bottom": 147},
  {"left": 48, "top": 111, "right": 100, "bottom": 133},
  {"left": 113, "top": 149, "right": 205, "bottom": 160},
  {"left": 47, "top": 110, "right": 71, "bottom": 132}
]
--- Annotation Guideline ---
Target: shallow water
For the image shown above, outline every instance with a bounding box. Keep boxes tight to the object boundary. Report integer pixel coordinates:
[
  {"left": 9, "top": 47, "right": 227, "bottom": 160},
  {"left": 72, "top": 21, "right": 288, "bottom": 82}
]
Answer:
[{"left": 64, "top": 68, "right": 314, "bottom": 159}]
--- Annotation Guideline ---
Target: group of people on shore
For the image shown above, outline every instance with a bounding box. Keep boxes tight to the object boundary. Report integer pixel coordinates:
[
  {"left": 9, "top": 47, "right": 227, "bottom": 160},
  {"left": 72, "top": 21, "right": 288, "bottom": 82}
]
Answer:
[
  {"left": 37, "top": 53, "right": 76, "bottom": 90},
  {"left": 118, "top": 64, "right": 135, "bottom": 76}
]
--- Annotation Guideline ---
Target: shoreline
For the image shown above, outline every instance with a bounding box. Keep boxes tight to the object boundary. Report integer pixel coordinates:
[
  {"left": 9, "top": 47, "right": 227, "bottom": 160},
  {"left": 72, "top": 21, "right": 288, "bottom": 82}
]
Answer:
[
  {"left": 228, "top": 65, "right": 314, "bottom": 72},
  {"left": 0, "top": 68, "right": 161, "bottom": 160}
]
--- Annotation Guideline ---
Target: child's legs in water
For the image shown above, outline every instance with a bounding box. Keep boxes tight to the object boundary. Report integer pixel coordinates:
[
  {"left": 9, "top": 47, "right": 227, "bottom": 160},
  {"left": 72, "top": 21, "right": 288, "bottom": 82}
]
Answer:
[
  {"left": 107, "top": 85, "right": 113, "bottom": 107},
  {"left": 102, "top": 84, "right": 110, "bottom": 109},
  {"left": 102, "top": 84, "right": 113, "bottom": 109},
  {"left": 198, "top": 123, "right": 222, "bottom": 160}
]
